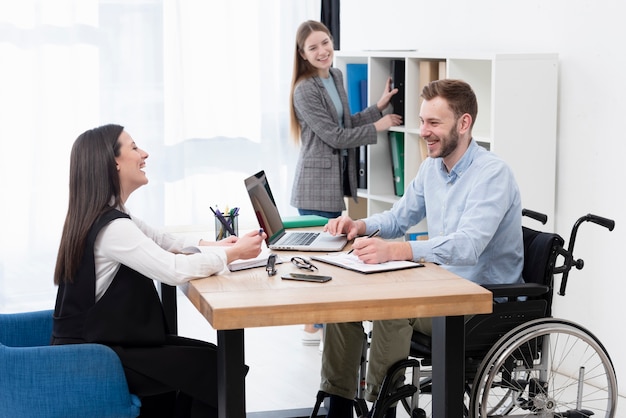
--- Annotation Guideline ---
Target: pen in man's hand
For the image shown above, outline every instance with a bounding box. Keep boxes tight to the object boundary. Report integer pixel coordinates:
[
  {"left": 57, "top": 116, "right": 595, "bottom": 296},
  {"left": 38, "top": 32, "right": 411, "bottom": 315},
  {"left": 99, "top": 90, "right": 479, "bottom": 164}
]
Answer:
[
  {"left": 347, "top": 229, "right": 380, "bottom": 255},
  {"left": 258, "top": 228, "right": 264, "bottom": 236}
]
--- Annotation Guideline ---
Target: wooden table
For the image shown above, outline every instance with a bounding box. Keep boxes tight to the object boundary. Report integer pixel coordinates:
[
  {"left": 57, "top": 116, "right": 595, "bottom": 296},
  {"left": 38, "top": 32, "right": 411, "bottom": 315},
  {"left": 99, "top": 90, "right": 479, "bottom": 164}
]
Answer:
[{"left": 180, "top": 253, "right": 492, "bottom": 417}]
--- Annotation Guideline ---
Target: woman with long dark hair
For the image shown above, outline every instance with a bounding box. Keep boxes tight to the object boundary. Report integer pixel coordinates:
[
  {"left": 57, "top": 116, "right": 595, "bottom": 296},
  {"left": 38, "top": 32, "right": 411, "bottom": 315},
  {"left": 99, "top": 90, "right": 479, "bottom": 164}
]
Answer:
[{"left": 52, "top": 124, "right": 265, "bottom": 417}]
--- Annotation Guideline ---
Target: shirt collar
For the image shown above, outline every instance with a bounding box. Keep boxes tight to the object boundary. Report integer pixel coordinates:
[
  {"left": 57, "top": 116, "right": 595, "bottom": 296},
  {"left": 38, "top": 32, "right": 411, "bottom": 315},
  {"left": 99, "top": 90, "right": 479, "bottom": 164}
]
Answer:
[{"left": 439, "top": 139, "right": 478, "bottom": 184}]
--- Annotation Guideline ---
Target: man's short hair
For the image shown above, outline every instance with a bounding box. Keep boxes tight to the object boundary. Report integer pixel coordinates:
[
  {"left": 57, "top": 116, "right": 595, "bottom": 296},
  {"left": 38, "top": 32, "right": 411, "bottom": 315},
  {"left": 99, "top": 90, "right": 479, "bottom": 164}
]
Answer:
[{"left": 421, "top": 79, "right": 478, "bottom": 128}]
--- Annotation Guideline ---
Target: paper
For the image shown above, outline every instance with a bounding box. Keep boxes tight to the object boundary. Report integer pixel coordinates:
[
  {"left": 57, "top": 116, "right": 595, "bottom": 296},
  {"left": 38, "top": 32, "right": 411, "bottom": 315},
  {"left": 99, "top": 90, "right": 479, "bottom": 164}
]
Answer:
[{"left": 311, "top": 253, "right": 423, "bottom": 274}]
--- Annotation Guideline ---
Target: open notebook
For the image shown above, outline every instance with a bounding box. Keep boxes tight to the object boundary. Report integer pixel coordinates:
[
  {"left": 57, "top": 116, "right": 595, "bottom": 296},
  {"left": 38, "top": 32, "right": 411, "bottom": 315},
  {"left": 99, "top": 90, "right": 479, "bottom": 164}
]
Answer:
[
  {"left": 311, "top": 253, "right": 423, "bottom": 274},
  {"left": 244, "top": 170, "right": 347, "bottom": 252}
]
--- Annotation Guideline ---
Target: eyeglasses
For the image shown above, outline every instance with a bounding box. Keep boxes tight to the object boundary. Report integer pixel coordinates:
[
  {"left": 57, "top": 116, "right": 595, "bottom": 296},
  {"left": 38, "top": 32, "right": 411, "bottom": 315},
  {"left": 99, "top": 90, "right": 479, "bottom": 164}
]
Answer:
[
  {"left": 291, "top": 256, "right": 318, "bottom": 271},
  {"left": 266, "top": 254, "right": 277, "bottom": 276}
]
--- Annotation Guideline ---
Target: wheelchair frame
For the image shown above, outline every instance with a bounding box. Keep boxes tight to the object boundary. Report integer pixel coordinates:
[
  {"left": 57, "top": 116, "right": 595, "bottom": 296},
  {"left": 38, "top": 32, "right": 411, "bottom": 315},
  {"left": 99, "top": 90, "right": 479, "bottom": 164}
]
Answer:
[{"left": 362, "top": 211, "right": 618, "bottom": 418}]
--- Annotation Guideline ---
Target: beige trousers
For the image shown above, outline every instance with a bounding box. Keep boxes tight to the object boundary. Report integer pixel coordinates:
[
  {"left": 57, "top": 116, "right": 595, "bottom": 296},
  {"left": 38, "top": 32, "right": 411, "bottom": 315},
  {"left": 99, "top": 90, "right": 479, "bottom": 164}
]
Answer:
[{"left": 320, "top": 317, "right": 432, "bottom": 402}]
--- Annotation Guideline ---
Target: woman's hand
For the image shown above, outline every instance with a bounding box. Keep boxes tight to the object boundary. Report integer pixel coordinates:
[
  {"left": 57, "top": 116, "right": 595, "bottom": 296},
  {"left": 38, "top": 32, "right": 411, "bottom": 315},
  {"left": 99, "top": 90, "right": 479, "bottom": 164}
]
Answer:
[
  {"left": 374, "top": 114, "right": 403, "bottom": 132},
  {"left": 224, "top": 230, "right": 266, "bottom": 264},
  {"left": 199, "top": 235, "right": 238, "bottom": 246},
  {"left": 376, "top": 77, "right": 398, "bottom": 111}
]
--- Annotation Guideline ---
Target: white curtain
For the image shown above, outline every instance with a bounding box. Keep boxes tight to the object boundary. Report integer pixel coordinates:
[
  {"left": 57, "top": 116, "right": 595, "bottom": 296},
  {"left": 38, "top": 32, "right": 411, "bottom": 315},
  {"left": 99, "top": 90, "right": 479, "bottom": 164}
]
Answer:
[{"left": 0, "top": 0, "right": 319, "bottom": 312}]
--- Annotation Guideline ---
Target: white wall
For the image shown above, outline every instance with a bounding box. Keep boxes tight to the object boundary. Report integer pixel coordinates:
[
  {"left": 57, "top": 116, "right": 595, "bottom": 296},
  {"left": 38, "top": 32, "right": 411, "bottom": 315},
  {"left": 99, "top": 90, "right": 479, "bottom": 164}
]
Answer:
[{"left": 341, "top": 0, "right": 626, "bottom": 395}]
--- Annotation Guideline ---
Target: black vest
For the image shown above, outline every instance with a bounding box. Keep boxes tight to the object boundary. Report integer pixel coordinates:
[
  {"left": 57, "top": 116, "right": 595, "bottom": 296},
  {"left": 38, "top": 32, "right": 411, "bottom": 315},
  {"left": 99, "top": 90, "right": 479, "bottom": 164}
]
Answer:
[{"left": 53, "top": 209, "right": 168, "bottom": 346}]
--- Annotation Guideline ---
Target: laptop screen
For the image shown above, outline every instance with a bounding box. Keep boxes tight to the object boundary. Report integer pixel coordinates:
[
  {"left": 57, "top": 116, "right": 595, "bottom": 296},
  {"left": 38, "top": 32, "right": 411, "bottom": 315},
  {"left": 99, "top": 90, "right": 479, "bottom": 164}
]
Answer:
[{"left": 244, "top": 171, "right": 285, "bottom": 245}]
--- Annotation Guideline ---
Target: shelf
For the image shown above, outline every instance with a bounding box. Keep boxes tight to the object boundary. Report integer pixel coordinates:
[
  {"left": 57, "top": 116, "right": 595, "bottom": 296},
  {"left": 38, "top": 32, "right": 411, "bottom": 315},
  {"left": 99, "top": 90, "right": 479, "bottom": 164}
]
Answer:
[{"left": 337, "top": 51, "right": 558, "bottom": 232}]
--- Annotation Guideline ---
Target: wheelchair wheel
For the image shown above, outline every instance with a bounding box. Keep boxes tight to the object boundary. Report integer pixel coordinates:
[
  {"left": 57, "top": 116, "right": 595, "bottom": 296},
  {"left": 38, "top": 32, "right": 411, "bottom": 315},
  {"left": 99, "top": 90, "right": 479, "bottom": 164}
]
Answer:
[{"left": 470, "top": 318, "right": 618, "bottom": 417}]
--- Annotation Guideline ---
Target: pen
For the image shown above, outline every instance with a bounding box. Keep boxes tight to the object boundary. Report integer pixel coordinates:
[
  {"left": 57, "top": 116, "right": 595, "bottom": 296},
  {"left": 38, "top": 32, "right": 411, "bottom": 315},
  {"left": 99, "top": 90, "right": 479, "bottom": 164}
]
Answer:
[
  {"left": 347, "top": 229, "right": 380, "bottom": 255},
  {"left": 211, "top": 206, "right": 236, "bottom": 236},
  {"left": 258, "top": 228, "right": 264, "bottom": 236}
]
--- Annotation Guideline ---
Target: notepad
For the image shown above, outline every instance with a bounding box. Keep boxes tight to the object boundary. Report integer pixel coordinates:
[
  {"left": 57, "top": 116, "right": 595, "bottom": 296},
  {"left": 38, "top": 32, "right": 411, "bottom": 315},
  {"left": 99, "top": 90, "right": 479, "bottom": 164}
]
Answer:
[
  {"left": 228, "top": 249, "right": 285, "bottom": 272},
  {"left": 180, "top": 246, "right": 284, "bottom": 272},
  {"left": 311, "top": 253, "right": 423, "bottom": 274}
]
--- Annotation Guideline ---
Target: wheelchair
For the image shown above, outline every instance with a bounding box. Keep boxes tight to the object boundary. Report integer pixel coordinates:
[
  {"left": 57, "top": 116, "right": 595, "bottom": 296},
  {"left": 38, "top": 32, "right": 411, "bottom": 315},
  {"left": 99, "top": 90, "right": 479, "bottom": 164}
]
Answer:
[{"left": 312, "top": 210, "right": 618, "bottom": 418}]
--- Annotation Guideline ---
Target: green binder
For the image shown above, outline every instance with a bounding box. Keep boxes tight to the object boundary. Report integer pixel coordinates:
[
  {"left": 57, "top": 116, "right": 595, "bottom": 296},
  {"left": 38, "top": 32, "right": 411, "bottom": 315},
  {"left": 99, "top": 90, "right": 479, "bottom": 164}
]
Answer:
[
  {"left": 389, "top": 132, "right": 405, "bottom": 196},
  {"left": 281, "top": 215, "right": 329, "bottom": 229}
]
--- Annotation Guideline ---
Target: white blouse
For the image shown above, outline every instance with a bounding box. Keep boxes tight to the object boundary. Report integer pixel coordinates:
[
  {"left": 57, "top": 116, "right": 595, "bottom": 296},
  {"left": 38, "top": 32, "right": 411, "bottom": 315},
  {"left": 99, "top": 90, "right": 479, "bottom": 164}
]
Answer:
[{"left": 93, "top": 213, "right": 227, "bottom": 301}]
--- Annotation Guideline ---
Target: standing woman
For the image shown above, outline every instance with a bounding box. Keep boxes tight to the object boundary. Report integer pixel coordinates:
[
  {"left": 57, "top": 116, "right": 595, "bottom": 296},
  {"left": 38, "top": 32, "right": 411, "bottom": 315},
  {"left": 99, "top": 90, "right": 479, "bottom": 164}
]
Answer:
[
  {"left": 289, "top": 20, "right": 402, "bottom": 345},
  {"left": 52, "top": 124, "right": 266, "bottom": 417},
  {"left": 289, "top": 20, "right": 402, "bottom": 217}
]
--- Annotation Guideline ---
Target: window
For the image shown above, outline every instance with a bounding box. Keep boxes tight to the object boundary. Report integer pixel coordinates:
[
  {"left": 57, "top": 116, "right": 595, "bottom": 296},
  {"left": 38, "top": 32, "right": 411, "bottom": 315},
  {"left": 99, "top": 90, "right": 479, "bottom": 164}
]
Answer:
[{"left": 0, "top": 0, "right": 319, "bottom": 311}]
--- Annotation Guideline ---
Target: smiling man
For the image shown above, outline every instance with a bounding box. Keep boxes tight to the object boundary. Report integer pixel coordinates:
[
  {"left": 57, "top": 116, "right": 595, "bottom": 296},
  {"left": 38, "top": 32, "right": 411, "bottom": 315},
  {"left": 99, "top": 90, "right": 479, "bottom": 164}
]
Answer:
[{"left": 319, "top": 79, "right": 525, "bottom": 416}]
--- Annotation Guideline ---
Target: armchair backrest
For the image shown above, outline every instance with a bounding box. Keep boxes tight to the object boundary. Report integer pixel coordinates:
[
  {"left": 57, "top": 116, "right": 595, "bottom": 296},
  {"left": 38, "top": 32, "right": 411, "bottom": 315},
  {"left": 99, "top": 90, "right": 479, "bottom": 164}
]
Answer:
[
  {"left": 0, "top": 309, "right": 54, "bottom": 347},
  {"left": 0, "top": 309, "right": 141, "bottom": 417}
]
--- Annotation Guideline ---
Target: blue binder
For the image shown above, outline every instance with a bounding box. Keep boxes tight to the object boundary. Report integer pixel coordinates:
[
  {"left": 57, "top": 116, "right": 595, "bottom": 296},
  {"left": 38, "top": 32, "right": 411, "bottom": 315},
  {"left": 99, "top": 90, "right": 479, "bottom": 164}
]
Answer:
[{"left": 346, "top": 63, "right": 368, "bottom": 113}]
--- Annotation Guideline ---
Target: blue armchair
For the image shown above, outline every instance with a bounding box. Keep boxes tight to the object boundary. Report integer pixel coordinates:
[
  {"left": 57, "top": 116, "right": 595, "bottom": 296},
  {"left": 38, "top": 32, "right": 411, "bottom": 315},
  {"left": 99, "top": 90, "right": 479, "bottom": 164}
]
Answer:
[{"left": 0, "top": 309, "right": 141, "bottom": 418}]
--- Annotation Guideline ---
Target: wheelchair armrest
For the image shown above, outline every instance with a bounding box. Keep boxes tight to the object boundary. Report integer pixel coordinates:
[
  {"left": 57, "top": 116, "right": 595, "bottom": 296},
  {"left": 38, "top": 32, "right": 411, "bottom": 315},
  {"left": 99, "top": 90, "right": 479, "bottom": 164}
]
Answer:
[{"left": 483, "top": 283, "right": 550, "bottom": 299}]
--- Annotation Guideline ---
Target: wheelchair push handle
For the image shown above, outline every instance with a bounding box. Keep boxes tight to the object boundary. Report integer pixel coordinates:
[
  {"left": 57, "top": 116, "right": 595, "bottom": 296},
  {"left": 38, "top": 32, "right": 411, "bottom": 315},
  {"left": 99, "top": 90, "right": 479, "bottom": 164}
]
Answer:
[
  {"left": 583, "top": 214, "right": 615, "bottom": 231},
  {"left": 522, "top": 208, "right": 548, "bottom": 225},
  {"left": 557, "top": 213, "right": 615, "bottom": 296}
]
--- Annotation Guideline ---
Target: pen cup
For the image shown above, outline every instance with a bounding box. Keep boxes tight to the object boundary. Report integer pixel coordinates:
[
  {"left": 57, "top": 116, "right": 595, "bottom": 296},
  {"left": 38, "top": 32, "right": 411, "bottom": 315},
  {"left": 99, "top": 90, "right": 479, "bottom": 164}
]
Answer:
[{"left": 215, "top": 214, "right": 238, "bottom": 240}]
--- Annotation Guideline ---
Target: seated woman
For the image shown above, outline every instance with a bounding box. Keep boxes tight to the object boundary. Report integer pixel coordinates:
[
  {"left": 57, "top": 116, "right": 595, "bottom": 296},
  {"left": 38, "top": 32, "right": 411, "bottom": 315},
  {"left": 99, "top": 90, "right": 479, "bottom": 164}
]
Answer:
[{"left": 51, "top": 124, "right": 266, "bottom": 418}]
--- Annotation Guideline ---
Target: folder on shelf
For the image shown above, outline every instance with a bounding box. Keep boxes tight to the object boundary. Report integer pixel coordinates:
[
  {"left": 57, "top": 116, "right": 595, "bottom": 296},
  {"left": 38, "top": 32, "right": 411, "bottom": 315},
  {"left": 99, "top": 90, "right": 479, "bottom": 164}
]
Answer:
[
  {"left": 357, "top": 145, "right": 367, "bottom": 189},
  {"left": 346, "top": 63, "right": 368, "bottom": 113},
  {"left": 347, "top": 63, "right": 369, "bottom": 189},
  {"left": 418, "top": 60, "right": 443, "bottom": 110},
  {"left": 389, "top": 131, "right": 405, "bottom": 196},
  {"left": 359, "top": 79, "right": 367, "bottom": 111},
  {"left": 390, "top": 60, "right": 405, "bottom": 120}
]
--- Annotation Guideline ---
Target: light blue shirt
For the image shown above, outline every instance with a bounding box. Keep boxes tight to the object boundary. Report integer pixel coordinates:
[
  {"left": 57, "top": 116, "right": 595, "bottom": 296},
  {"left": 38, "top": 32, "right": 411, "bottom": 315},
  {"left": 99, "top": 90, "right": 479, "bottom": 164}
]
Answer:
[
  {"left": 321, "top": 75, "right": 347, "bottom": 157},
  {"left": 365, "top": 140, "right": 524, "bottom": 285},
  {"left": 321, "top": 74, "right": 344, "bottom": 128}
]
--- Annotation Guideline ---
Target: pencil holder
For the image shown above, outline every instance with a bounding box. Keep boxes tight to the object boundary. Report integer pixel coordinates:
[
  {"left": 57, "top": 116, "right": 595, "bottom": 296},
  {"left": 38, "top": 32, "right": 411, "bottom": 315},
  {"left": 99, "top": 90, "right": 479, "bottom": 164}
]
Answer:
[{"left": 215, "top": 213, "right": 238, "bottom": 240}]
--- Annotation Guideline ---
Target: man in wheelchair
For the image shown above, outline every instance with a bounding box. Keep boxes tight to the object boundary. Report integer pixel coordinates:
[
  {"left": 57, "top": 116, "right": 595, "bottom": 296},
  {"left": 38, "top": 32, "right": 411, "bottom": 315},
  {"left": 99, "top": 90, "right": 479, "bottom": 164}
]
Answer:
[{"left": 321, "top": 79, "right": 524, "bottom": 417}]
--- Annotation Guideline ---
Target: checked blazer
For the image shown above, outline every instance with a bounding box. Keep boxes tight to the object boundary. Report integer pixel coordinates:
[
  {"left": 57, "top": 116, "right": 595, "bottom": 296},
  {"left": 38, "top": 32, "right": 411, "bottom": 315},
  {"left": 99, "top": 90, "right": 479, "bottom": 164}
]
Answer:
[{"left": 291, "top": 67, "right": 382, "bottom": 212}]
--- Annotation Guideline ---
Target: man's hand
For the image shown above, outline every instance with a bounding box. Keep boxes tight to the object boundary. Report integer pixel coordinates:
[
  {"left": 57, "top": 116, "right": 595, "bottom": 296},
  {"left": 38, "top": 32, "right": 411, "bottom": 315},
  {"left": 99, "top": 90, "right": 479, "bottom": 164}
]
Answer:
[
  {"left": 351, "top": 239, "right": 413, "bottom": 265},
  {"left": 324, "top": 216, "right": 364, "bottom": 241}
]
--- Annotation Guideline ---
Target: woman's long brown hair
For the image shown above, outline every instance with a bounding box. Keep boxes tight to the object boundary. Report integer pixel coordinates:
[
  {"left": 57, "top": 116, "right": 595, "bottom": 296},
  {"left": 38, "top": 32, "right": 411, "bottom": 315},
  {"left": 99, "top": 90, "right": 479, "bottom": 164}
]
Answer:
[
  {"left": 54, "top": 124, "right": 124, "bottom": 284},
  {"left": 288, "top": 20, "right": 333, "bottom": 144}
]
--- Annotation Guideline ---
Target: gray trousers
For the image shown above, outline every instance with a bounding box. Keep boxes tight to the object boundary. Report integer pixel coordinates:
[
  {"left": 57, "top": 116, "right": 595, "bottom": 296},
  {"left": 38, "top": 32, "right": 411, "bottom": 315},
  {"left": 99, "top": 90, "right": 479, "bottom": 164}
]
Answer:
[{"left": 320, "top": 318, "right": 432, "bottom": 402}]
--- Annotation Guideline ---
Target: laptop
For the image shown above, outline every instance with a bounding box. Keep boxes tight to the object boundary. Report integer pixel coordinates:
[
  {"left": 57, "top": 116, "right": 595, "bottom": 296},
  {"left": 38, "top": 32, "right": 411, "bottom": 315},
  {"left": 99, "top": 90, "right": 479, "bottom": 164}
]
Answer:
[{"left": 244, "top": 170, "right": 347, "bottom": 252}]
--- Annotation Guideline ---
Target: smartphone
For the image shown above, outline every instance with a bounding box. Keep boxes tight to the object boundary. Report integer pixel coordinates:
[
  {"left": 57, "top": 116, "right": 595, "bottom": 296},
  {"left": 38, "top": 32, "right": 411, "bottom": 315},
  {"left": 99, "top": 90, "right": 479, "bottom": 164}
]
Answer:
[{"left": 281, "top": 273, "right": 332, "bottom": 283}]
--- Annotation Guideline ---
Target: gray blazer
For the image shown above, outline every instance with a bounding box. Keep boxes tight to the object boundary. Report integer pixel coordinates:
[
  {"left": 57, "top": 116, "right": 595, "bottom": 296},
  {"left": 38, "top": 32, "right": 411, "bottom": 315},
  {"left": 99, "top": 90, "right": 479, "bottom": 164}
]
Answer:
[{"left": 291, "top": 67, "right": 382, "bottom": 212}]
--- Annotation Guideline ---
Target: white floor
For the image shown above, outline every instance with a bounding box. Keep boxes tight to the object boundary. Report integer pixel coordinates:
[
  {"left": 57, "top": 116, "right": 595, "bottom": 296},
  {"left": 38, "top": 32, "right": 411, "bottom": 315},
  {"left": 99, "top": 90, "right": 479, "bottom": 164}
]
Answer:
[
  {"left": 175, "top": 289, "right": 329, "bottom": 415},
  {"left": 175, "top": 289, "right": 623, "bottom": 417}
]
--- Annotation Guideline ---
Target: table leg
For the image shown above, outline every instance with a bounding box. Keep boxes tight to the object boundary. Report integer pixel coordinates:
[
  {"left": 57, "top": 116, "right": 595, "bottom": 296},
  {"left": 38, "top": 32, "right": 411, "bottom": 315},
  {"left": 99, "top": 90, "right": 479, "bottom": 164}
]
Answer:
[
  {"left": 431, "top": 316, "right": 465, "bottom": 417},
  {"left": 217, "top": 329, "right": 247, "bottom": 418}
]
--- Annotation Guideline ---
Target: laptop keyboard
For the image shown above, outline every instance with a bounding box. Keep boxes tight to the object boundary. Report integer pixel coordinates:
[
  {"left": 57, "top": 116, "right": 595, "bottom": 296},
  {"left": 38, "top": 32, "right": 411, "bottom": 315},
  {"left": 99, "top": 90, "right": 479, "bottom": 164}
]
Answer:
[{"left": 281, "top": 232, "right": 319, "bottom": 246}]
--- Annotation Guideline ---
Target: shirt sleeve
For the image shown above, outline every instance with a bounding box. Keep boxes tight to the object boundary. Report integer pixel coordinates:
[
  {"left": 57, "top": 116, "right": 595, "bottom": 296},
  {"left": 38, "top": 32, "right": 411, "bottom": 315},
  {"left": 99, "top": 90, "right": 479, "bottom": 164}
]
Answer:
[
  {"left": 94, "top": 217, "right": 228, "bottom": 289},
  {"left": 365, "top": 153, "right": 520, "bottom": 269}
]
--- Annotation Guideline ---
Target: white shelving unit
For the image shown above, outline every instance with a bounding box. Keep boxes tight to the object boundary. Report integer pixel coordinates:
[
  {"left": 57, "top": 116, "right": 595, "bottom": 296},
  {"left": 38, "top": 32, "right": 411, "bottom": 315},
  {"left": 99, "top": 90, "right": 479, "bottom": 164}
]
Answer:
[{"left": 335, "top": 51, "right": 558, "bottom": 232}]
